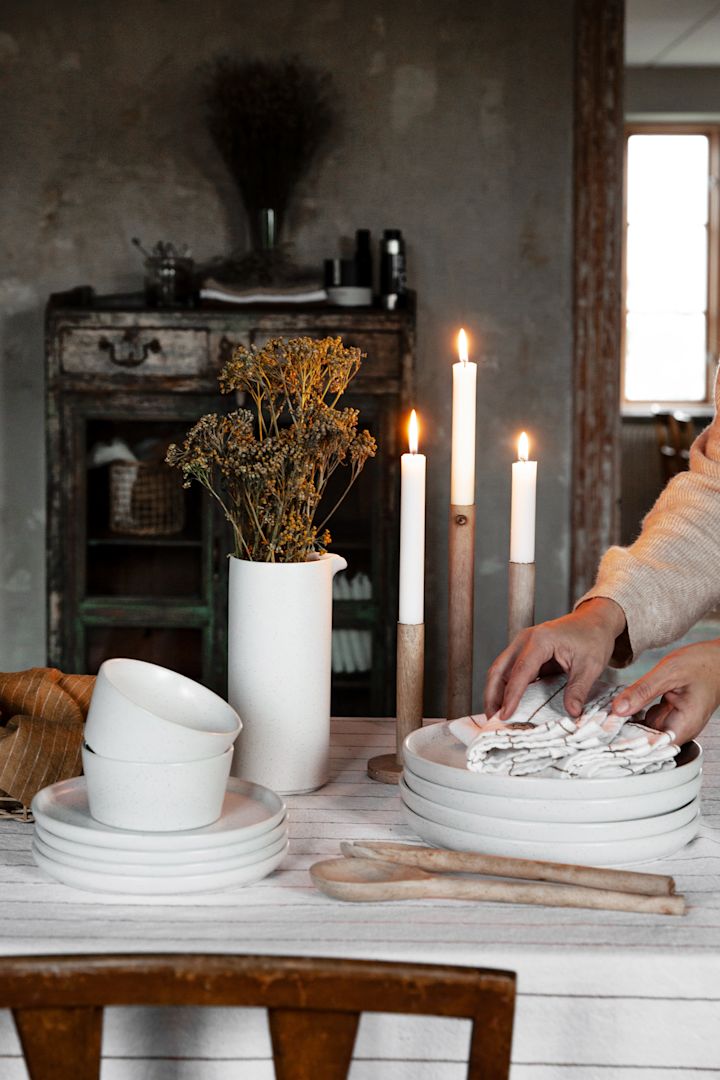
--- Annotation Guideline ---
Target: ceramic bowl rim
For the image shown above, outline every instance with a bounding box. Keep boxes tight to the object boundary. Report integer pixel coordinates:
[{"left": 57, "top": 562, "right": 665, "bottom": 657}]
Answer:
[
  {"left": 97, "top": 658, "right": 241, "bottom": 737},
  {"left": 82, "top": 742, "right": 233, "bottom": 770}
]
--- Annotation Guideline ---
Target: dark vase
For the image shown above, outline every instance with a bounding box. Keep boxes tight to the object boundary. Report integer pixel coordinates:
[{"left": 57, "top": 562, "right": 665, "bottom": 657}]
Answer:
[{"left": 250, "top": 208, "right": 280, "bottom": 252}]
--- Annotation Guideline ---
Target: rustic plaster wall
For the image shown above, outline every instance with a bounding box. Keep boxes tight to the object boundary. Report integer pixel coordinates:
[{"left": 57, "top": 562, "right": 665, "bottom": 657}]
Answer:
[
  {"left": 626, "top": 65, "right": 720, "bottom": 117},
  {"left": 0, "top": 0, "right": 575, "bottom": 713}
]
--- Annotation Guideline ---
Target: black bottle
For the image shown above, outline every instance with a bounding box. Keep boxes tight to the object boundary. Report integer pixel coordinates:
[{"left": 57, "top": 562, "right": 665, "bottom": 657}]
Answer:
[
  {"left": 354, "top": 229, "right": 373, "bottom": 289},
  {"left": 379, "top": 229, "right": 407, "bottom": 310}
]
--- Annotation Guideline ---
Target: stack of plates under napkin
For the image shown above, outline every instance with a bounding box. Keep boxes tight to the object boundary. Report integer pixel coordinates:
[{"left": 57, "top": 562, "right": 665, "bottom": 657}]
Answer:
[
  {"left": 400, "top": 723, "right": 702, "bottom": 866},
  {"left": 31, "top": 777, "right": 288, "bottom": 895}
]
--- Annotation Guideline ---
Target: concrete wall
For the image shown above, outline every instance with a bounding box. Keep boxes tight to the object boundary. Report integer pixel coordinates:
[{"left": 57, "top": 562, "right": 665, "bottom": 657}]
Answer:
[
  {"left": 626, "top": 65, "right": 720, "bottom": 117},
  {"left": 0, "top": 0, "right": 575, "bottom": 714}
]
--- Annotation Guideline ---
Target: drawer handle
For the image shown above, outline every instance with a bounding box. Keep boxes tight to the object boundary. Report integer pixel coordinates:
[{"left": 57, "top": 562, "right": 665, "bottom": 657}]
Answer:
[
  {"left": 218, "top": 335, "right": 236, "bottom": 366},
  {"left": 98, "top": 333, "right": 162, "bottom": 367}
]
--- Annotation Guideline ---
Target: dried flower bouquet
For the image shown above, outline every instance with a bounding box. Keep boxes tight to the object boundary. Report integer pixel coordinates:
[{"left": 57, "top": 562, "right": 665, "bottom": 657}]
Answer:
[{"left": 167, "top": 336, "right": 376, "bottom": 563}]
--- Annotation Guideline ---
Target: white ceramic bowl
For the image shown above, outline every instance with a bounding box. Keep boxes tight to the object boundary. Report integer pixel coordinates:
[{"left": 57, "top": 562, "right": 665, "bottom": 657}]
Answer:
[
  {"left": 85, "top": 658, "right": 241, "bottom": 763},
  {"left": 82, "top": 744, "right": 233, "bottom": 832}
]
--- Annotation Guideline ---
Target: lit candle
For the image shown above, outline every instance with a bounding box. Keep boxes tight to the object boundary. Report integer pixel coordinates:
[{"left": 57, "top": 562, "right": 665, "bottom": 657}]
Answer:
[
  {"left": 399, "top": 409, "right": 426, "bottom": 624},
  {"left": 510, "top": 431, "right": 537, "bottom": 564},
  {"left": 450, "top": 328, "right": 477, "bottom": 506}
]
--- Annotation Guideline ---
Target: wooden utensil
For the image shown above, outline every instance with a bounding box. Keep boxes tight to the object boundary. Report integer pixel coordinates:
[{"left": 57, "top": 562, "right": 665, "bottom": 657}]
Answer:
[
  {"left": 311, "top": 857, "right": 686, "bottom": 915},
  {"left": 340, "top": 840, "right": 676, "bottom": 897}
]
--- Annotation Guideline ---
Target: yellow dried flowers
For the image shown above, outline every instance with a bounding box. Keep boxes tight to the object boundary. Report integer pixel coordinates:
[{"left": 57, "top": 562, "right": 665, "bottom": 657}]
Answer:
[{"left": 166, "top": 336, "right": 377, "bottom": 562}]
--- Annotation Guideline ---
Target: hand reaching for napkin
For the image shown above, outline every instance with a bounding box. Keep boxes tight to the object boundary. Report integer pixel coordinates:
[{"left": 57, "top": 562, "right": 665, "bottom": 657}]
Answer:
[
  {"left": 0, "top": 668, "right": 95, "bottom": 811},
  {"left": 612, "top": 638, "right": 720, "bottom": 747},
  {"left": 449, "top": 675, "right": 679, "bottom": 778}
]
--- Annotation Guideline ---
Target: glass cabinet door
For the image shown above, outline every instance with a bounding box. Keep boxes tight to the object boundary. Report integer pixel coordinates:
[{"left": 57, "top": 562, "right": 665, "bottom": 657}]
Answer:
[
  {"left": 328, "top": 393, "right": 398, "bottom": 717},
  {"left": 62, "top": 398, "right": 225, "bottom": 692}
]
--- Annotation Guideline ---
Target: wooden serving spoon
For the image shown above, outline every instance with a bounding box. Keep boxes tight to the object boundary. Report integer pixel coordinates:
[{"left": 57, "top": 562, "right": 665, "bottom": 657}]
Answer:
[
  {"left": 340, "top": 840, "right": 676, "bottom": 897},
  {"left": 309, "top": 857, "right": 686, "bottom": 916}
]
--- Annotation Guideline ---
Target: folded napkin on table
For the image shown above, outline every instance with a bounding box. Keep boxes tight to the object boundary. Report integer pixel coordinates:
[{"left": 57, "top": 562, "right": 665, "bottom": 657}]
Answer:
[
  {"left": 0, "top": 667, "right": 95, "bottom": 811},
  {"left": 449, "top": 675, "right": 679, "bottom": 778}
]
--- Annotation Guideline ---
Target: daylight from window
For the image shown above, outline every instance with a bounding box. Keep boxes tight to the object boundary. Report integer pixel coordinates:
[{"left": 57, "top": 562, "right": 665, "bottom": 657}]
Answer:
[{"left": 625, "top": 133, "right": 709, "bottom": 403}]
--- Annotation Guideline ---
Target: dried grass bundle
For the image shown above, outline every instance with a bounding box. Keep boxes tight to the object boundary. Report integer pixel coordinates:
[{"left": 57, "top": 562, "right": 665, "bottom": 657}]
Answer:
[{"left": 204, "top": 56, "right": 338, "bottom": 240}]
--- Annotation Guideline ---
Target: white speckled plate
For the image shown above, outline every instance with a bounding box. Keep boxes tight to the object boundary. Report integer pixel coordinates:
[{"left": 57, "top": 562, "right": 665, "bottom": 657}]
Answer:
[
  {"left": 403, "top": 723, "right": 702, "bottom": 800},
  {"left": 33, "top": 828, "right": 288, "bottom": 877},
  {"left": 399, "top": 776, "right": 700, "bottom": 842},
  {"left": 402, "top": 765, "right": 702, "bottom": 823},
  {"left": 31, "top": 838, "right": 289, "bottom": 895},
  {"left": 32, "top": 818, "right": 288, "bottom": 864},
  {"left": 401, "top": 802, "right": 700, "bottom": 866},
  {"left": 32, "top": 777, "right": 285, "bottom": 851}
]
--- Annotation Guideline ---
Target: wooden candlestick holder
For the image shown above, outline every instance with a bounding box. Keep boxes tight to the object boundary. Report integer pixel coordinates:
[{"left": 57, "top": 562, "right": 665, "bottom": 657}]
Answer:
[
  {"left": 447, "top": 504, "right": 475, "bottom": 721},
  {"left": 368, "top": 622, "right": 425, "bottom": 784},
  {"left": 507, "top": 561, "right": 536, "bottom": 643}
]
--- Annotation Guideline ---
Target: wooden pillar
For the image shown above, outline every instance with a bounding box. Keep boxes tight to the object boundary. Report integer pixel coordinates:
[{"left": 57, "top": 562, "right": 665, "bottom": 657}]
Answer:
[{"left": 571, "top": 0, "right": 625, "bottom": 600}]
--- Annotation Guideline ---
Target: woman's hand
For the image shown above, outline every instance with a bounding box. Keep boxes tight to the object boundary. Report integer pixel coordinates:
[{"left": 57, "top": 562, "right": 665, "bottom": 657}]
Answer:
[
  {"left": 483, "top": 597, "right": 627, "bottom": 720},
  {"left": 612, "top": 638, "right": 720, "bottom": 744}
]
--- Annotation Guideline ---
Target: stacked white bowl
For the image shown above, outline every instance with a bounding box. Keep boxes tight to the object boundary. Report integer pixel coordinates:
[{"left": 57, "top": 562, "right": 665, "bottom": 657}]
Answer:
[
  {"left": 400, "top": 724, "right": 703, "bottom": 867},
  {"left": 31, "top": 659, "right": 289, "bottom": 894},
  {"left": 83, "top": 658, "right": 241, "bottom": 832}
]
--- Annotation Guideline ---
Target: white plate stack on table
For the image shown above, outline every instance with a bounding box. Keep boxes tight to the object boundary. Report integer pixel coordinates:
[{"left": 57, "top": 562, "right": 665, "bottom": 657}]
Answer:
[
  {"left": 400, "top": 678, "right": 703, "bottom": 867},
  {"left": 31, "top": 776, "right": 288, "bottom": 896},
  {"left": 30, "top": 658, "right": 288, "bottom": 895}
]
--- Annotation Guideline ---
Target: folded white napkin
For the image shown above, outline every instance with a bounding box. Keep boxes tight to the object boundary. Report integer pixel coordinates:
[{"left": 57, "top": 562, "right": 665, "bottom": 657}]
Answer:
[{"left": 448, "top": 677, "right": 679, "bottom": 778}]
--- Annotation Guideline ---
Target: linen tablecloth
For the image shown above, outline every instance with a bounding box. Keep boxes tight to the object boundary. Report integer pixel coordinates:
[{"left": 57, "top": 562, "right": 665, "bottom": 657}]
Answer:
[{"left": 1, "top": 716, "right": 719, "bottom": 1079}]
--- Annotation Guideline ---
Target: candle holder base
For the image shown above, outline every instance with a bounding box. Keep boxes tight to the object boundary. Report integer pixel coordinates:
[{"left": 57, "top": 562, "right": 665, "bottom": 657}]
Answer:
[
  {"left": 367, "top": 752, "right": 403, "bottom": 785},
  {"left": 368, "top": 622, "right": 424, "bottom": 785},
  {"left": 447, "top": 504, "right": 475, "bottom": 720},
  {"left": 508, "top": 561, "right": 536, "bottom": 643}
]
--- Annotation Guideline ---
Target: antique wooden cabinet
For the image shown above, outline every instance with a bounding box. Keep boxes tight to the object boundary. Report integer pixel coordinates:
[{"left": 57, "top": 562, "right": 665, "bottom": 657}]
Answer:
[{"left": 45, "top": 289, "right": 415, "bottom": 715}]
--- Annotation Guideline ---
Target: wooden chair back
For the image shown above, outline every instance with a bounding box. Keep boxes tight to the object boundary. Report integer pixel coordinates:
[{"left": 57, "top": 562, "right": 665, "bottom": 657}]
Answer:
[
  {"left": 0, "top": 953, "right": 515, "bottom": 1080},
  {"left": 653, "top": 409, "right": 695, "bottom": 482}
]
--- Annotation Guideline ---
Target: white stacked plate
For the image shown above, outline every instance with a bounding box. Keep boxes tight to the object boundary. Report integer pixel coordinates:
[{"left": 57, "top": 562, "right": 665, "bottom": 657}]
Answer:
[
  {"left": 400, "top": 724, "right": 703, "bottom": 866},
  {"left": 30, "top": 777, "right": 288, "bottom": 895}
]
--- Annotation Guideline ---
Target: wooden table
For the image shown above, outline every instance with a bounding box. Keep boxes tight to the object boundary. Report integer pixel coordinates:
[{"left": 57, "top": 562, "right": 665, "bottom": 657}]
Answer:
[{"left": 1, "top": 717, "right": 719, "bottom": 1079}]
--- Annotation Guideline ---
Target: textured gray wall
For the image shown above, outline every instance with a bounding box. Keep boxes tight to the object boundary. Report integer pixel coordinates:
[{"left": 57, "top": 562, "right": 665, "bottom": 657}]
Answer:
[
  {"left": 626, "top": 65, "right": 720, "bottom": 117},
  {"left": 0, "top": 0, "right": 575, "bottom": 714}
]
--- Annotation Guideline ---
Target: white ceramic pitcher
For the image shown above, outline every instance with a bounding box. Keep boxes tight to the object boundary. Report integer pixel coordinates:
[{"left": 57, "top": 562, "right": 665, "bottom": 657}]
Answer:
[{"left": 228, "top": 552, "right": 347, "bottom": 794}]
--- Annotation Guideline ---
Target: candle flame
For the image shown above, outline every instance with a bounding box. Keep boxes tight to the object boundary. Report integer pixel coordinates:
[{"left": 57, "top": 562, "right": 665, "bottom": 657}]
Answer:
[
  {"left": 408, "top": 409, "right": 419, "bottom": 454},
  {"left": 457, "top": 328, "right": 468, "bottom": 365},
  {"left": 518, "top": 431, "right": 530, "bottom": 462}
]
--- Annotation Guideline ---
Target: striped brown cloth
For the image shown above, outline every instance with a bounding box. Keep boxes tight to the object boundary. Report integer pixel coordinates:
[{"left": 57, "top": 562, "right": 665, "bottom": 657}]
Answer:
[{"left": 0, "top": 668, "right": 95, "bottom": 810}]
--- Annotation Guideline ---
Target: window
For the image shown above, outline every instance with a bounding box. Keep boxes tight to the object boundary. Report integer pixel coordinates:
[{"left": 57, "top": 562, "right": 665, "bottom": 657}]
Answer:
[{"left": 623, "top": 125, "right": 718, "bottom": 407}]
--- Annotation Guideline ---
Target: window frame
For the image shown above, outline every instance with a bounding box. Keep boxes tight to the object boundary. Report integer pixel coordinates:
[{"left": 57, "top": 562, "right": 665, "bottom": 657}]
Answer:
[{"left": 622, "top": 122, "right": 720, "bottom": 413}]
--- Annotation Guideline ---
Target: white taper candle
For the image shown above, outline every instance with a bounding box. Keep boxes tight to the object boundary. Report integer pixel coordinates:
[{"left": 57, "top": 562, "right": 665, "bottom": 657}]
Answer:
[
  {"left": 399, "top": 410, "right": 426, "bottom": 624},
  {"left": 510, "top": 431, "right": 537, "bottom": 564},
  {"left": 450, "top": 328, "right": 477, "bottom": 506}
]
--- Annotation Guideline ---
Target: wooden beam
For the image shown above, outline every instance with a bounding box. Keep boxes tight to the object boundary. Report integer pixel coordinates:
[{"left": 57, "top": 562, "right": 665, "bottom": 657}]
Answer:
[{"left": 571, "top": 0, "right": 625, "bottom": 600}]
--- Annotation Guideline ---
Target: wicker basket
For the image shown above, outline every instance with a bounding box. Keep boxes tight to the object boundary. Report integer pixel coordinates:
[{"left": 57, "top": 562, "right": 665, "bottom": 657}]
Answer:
[{"left": 109, "top": 461, "right": 185, "bottom": 536}]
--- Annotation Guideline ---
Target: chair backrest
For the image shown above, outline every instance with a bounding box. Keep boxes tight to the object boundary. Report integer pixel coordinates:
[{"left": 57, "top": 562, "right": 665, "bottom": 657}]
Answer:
[
  {"left": 0, "top": 953, "right": 516, "bottom": 1080},
  {"left": 653, "top": 409, "right": 695, "bottom": 482}
]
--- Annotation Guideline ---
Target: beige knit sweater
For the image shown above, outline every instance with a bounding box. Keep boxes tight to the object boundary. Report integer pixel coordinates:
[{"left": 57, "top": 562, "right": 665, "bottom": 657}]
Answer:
[{"left": 579, "top": 371, "right": 720, "bottom": 665}]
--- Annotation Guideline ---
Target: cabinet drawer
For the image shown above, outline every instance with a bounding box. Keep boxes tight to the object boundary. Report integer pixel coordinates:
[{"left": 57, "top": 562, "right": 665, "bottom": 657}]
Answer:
[
  {"left": 249, "top": 329, "right": 401, "bottom": 378},
  {"left": 339, "top": 332, "right": 401, "bottom": 378},
  {"left": 60, "top": 328, "right": 210, "bottom": 376}
]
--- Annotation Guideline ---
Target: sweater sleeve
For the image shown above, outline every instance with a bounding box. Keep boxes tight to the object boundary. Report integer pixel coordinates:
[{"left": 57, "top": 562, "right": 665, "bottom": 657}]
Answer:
[{"left": 576, "top": 373, "right": 720, "bottom": 665}]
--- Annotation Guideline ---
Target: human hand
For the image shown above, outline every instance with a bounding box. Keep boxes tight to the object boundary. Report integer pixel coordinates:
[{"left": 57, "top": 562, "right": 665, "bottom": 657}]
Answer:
[
  {"left": 483, "top": 597, "right": 627, "bottom": 721},
  {"left": 612, "top": 638, "right": 720, "bottom": 745}
]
